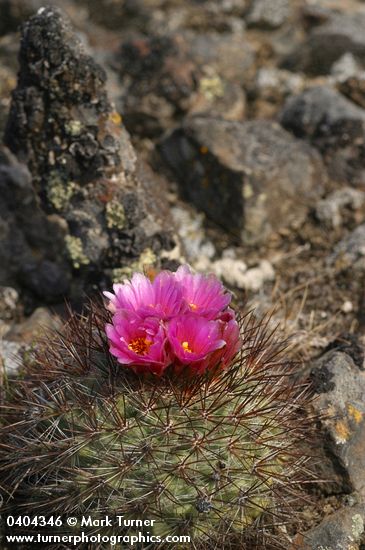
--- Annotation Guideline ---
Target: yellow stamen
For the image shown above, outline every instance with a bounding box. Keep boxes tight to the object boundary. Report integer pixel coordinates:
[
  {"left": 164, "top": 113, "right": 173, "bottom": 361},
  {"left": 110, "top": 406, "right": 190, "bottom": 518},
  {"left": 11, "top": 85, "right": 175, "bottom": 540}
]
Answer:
[
  {"left": 128, "top": 337, "right": 153, "bottom": 355},
  {"left": 182, "top": 341, "right": 193, "bottom": 353},
  {"left": 189, "top": 302, "right": 197, "bottom": 311}
]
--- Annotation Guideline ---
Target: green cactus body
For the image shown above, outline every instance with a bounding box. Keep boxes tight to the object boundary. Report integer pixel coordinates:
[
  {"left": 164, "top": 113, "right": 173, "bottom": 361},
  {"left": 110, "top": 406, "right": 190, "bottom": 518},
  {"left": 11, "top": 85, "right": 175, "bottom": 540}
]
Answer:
[{"left": 0, "top": 305, "right": 310, "bottom": 549}]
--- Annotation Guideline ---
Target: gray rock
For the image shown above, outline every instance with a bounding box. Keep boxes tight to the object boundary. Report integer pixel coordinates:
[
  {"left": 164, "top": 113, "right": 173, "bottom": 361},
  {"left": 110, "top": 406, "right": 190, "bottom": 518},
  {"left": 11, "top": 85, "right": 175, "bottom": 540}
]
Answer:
[
  {"left": 4, "top": 307, "right": 61, "bottom": 343},
  {"left": 280, "top": 86, "right": 365, "bottom": 185},
  {"left": 331, "top": 53, "right": 361, "bottom": 83},
  {"left": 187, "top": 30, "right": 254, "bottom": 85},
  {"left": 293, "top": 504, "right": 365, "bottom": 550},
  {"left": 324, "top": 333, "right": 364, "bottom": 371},
  {"left": 0, "top": 339, "right": 23, "bottom": 375},
  {"left": 293, "top": 12, "right": 365, "bottom": 75},
  {"left": 329, "top": 224, "right": 365, "bottom": 272},
  {"left": 254, "top": 67, "right": 304, "bottom": 102},
  {"left": 310, "top": 349, "right": 365, "bottom": 498},
  {"left": 159, "top": 118, "right": 325, "bottom": 243},
  {"left": 281, "top": 86, "right": 365, "bottom": 139},
  {"left": 1, "top": 7, "right": 178, "bottom": 301},
  {"left": 246, "top": 0, "right": 290, "bottom": 29},
  {"left": 315, "top": 188, "right": 365, "bottom": 229},
  {"left": 0, "top": 307, "right": 61, "bottom": 376}
]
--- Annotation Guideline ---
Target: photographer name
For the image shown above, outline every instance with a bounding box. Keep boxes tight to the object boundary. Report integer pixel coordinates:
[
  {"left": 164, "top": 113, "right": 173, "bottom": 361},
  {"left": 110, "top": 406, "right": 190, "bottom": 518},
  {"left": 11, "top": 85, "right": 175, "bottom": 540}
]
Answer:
[{"left": 81, "top": 516, "right": 155, "bottom": 528}]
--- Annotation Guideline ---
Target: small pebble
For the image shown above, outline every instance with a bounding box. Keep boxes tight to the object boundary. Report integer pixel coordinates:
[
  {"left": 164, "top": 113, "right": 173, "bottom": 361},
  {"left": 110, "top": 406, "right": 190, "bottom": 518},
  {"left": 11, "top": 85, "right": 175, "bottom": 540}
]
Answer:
[{"left": 342, "top": 301, "right": 353, "bottom": 313}]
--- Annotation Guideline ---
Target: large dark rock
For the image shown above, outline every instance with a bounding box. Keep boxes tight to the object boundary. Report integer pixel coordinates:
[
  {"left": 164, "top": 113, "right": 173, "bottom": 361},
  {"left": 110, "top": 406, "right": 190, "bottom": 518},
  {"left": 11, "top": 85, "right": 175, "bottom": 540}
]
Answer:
[
  {"left": 1, "top": 7, "right": 178, "bottom": 302},
  {"left": 4, "top": 6, "right": 122, "bottom": 184},
  {"left": 159, "top": 117, "right": 325, "bottom": 244},
  {"left": 280, "top": 86, "right": 365, "bottom": 186},
  {"left": 0, "top": 147, "right": 71, "bottom": 301}
]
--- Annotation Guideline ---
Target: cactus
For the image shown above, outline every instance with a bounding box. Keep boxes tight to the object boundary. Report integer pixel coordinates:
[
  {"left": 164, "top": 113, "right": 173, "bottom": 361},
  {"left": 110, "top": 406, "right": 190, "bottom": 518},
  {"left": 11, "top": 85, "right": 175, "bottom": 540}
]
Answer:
[{"left": 0, "top": 275, "right": 312, "bottom": 549}]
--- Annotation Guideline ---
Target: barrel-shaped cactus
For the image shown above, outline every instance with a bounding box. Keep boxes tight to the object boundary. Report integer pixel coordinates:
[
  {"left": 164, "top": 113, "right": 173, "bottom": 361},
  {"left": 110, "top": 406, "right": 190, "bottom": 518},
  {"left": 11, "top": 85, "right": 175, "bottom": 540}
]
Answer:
[{"left": 0, "top": 268, "right": 311, "bottom": 549}]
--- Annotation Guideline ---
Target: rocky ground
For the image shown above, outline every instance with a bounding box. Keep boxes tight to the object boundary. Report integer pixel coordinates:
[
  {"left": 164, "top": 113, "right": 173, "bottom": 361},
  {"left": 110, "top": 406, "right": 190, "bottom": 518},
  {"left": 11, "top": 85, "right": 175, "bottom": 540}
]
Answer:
[{"left": 1, "top": 0, "right": 365, "bottom": 548}]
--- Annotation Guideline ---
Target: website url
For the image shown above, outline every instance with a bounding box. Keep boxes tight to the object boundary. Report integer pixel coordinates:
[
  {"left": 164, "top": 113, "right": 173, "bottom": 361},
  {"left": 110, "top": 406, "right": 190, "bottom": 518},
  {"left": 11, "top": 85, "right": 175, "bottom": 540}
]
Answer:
[{"left": 5, "top": 532, "right": 191, "bottom": 546}]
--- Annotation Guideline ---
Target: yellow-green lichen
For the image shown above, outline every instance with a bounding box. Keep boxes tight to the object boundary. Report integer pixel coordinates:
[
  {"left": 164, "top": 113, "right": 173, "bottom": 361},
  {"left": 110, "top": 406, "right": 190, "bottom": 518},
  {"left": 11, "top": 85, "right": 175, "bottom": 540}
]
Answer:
[
  {"left": 47, "top": 172, "right": 76, "bottom": 211},
  {"left": 65, "top": 120, "right": 83, "bottom": 136},
  {"left": 65, "top": 235, "right": 90, "bottom": 269},
  {"left": 105, "top": 200, "right": 126, "bottom": 230},
  {"left": 352, "top": 513, "right": 364, "bottom": 539},
  {"left": 111, "top": 248, "right": 156, "bottom": 282},
  {"left": 199, "top": 74, "right": 225, "bottom": 101}
]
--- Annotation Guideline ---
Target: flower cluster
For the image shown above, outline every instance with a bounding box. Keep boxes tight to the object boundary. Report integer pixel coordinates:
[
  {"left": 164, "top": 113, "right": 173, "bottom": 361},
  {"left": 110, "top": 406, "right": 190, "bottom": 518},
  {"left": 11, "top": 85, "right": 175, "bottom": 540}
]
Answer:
[{"left": 104, "top": 265, "right": 240, "bottom": 376}]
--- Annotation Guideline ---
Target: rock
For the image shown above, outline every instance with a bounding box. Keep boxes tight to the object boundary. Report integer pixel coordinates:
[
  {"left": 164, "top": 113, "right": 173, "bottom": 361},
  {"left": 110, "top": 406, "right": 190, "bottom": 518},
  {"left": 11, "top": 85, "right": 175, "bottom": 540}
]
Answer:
[
  {"left": 117, "top": 30, "right": 253, "bottom": 136},
  {"left": 75, "top": 0, "right": 145, "bottom": 31},
  {"left": 4, "top": 307, "right": 61, "bottom": 343},
  {"left": 170, "top": 205, "right": 216, "bottom": 264},
  {"left": 187, "top": 30, "right": 254, "bottom": 85},
  {"left": 331, "top": 53, "right": 361, "bottom": 83},
  {"left": 2, "top": 7, "right": 178, "bottom": 302},
  {"left": 301, "top": 3, "right": 334, "bottom": 29},
  {"left": 324, "top": 333, "right": 364, "bottom": 371},
  {"left": 310, "top": 349, "right": 365, "bottom": 498},
  {"left": 281, "top": 86, "right": 365, "bottom": 139},
  {"left": 188, "top": 77, "right": 246, "bottom": 121},
  {"left": 5, "top": 7, "right": 122, "bottom": 184},
  {"left": 140, "top": 0, "right": 248, "bottom": 36},
  {"left": 292, "top": 12, "right": 365, "bottom": 75},
  {"left": 0, "top": 146, "right": 71, "bottom": 300},
  {"left": 339, "top": 71, "right": 365, "bottom": 109},
  {"left": 0, "top": 287, "right": 20, "bottom": 321},
  {"left": 342, "top": 300, "right": 354, "bottom": 314},
  {"left": 246, "top": 0, "right": 290, "bottom": 29},
  {"left": 211, "top": 255, "right": 275, "bottom": 291},
  {"left": 250, "top": 67, "right": 304, "bottom": 118},
  {"left": 117, "top": 33, "right": 196, "bottom": 137},
  {"left": 254, "top": 67, "right": 304, "bottom": 102},
  {"left": 315, "top": 188, "right": 365, "bottom": 229},
  {"left": 0, "top": 307, "right": 62, "bottom": 376},
  {"left": 292, "top": 504, "right": 365, "bottom": 550},
  {"left": 280, "top": 86, "right": 365, "bottom": 185},
  {"left": 159, "top": 117, "right": 325, "bottom": 244},
  {"left": 0, "top": 339, "right": 23, "bottom": 375},
  {"left": 0, "top": 63, "right": 16, "bottom": 136},
  {"left": 329, "top": 225, "right": 365, "bottom": 272}
]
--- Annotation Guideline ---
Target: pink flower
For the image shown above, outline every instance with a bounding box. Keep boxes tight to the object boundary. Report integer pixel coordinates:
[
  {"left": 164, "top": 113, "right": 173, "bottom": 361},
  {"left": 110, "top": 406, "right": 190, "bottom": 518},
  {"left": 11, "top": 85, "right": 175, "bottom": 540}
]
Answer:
[
  {"left": 167, "top": 315, "right": 226, "bottom": 374},
  {"left": 104, "top": 265, "right": 241, "bottom": 376},
  {"left": 175, "top": 265, "right": 231, "bottom": 320},
  {"left": 104, "top": 271, "right": 185, "bottom": 320},
  {"left": 106, "top": 311, "right": 170, "bottom": 375},
  {"left": 220, "top": 318, "right": 241, "bottom": 367}
]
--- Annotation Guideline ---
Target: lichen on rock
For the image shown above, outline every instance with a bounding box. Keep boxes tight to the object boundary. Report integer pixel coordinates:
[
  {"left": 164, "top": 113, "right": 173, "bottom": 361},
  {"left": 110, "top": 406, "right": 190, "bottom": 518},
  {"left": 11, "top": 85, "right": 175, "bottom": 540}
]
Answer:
[
  {"left": 1, "top": 7, "right": 178, "bottom": 302},
  {"left": 46, "top": 172, "right": 76, "bottom": 211},
  {"left": 105, "top": 199, "right": 126, "bottom": 230},
  {"left": 64, "top": 235, "right": 90, "bottom": 269}
]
